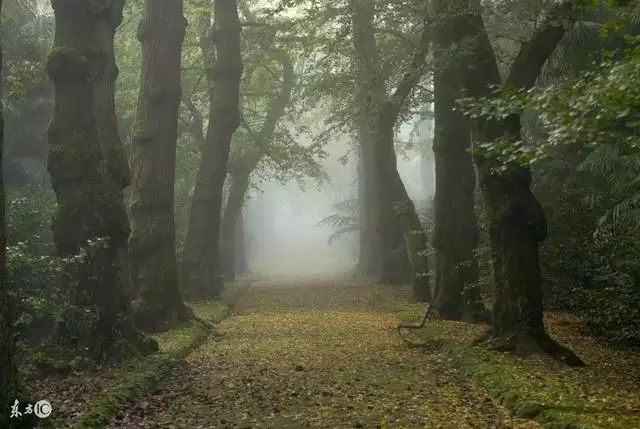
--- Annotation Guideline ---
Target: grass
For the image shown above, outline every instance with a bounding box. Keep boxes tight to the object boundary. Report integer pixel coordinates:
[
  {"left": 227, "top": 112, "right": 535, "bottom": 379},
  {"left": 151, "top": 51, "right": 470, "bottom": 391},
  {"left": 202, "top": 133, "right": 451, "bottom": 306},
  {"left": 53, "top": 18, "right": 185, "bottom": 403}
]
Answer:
[
  {"left": 61, "top": 279, "right": 251, "bottom": 429},
  {"left": 372, "top": 284, "right": 640, "bottom": 429}
]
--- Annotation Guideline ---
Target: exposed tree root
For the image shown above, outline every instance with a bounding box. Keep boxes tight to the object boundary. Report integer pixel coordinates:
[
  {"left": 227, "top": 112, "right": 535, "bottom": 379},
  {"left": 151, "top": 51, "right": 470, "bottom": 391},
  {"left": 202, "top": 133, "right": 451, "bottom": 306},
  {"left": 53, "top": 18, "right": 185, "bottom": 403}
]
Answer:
[{"left": 473, "top": 329, "right": 585, "bottom": 367}]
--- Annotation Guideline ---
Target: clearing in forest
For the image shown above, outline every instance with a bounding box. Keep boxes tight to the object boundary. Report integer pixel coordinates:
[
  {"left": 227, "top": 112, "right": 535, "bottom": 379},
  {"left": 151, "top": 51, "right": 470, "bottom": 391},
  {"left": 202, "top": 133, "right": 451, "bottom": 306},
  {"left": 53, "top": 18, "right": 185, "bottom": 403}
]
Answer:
[{"left": 107, "top": 278, "right": 539, "bottom": 428}]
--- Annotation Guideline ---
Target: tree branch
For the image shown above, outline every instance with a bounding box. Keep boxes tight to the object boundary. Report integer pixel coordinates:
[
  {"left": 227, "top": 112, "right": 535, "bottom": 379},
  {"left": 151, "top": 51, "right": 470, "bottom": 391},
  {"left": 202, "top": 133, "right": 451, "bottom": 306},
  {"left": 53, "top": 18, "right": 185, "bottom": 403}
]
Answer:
[
  {"left": 506, "top": 1, "right": 578, "bottom": 89},
  {"left": 384, "top": 12, "right": 431, "bottom": 121}
]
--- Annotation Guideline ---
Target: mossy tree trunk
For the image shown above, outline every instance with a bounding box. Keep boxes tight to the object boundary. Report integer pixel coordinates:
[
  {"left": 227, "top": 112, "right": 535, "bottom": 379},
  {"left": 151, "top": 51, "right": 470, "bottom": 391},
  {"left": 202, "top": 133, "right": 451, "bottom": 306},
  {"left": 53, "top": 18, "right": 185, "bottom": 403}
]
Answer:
[
  {"left": 46, "top": 0, "right": 157, "bottom": 360},
  {"left": 181, "top": 0, "right": 242, "bottom": 298},
  {"left": 351, "top": 0, "right": 410, "bottom": 283},
  {"left": 464, "top": 1, "right": 583, "bottom": 365},
  {"left": 128, "top": 0, "right": 191, "bottom": 332},
  {"left": 431, "top": 0, "right": 487, "bottom": 321},
  {"left": 94, "top": 0, "right": 133, "bottom": 298},
  {"left": 221, "top": 47, "right": 293, "bottom": 281}
]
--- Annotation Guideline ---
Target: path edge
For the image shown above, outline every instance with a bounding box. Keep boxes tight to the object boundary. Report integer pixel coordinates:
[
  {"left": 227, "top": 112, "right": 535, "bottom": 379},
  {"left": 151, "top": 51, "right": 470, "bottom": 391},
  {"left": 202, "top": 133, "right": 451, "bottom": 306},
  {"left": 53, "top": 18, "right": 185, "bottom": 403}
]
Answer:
[
  {"left": 65, "top": 280, "right": 252, "bottom": 429},
  {"left": 371, "top": 284, "right": 627, "bottom": 429}
]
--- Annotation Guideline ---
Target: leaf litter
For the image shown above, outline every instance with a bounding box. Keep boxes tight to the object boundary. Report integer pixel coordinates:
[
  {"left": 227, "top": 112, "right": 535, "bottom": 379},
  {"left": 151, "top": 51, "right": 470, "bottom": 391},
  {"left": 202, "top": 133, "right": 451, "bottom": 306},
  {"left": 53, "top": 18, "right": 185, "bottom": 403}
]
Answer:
[{"left": 106, "top": 279, "right": 540, "bottom": 428}]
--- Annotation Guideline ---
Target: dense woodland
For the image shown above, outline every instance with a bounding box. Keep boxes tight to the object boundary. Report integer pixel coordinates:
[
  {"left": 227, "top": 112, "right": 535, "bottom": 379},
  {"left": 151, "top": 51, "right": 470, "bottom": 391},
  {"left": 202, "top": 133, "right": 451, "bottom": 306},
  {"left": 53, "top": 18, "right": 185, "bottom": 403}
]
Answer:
[{"left": 1, "top": 0, "right": 639, "bottom": 427}]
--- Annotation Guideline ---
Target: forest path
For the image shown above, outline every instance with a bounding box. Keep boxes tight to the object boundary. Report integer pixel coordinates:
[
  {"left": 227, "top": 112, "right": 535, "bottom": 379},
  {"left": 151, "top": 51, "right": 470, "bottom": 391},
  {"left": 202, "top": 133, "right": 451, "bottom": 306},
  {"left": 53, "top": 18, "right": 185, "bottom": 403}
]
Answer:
[{"left": 107, "top": 278, "right": 539, "bottom": 428}]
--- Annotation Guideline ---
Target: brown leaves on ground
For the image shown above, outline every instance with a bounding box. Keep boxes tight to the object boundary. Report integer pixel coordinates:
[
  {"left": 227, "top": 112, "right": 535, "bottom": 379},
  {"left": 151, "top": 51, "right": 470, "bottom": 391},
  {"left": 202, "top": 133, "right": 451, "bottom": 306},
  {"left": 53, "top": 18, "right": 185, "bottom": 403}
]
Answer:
[
  {"left": 379, "top": 284, "right": 640, "bottom": 428},
  {"left": 106, "top": 279, "right": 539, "bottom": 428}
]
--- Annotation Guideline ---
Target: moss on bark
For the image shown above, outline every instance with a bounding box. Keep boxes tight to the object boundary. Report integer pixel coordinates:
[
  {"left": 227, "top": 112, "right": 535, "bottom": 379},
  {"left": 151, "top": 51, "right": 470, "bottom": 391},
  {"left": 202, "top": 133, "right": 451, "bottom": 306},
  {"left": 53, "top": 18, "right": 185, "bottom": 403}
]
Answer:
[{"left": 128, "top": 0, "right": 191, "bottom": 332}]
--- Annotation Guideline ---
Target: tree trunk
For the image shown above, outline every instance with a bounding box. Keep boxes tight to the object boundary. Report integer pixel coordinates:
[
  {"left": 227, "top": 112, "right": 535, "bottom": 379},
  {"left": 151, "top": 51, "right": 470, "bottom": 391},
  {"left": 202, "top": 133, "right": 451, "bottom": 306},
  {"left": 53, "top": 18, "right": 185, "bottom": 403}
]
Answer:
[
  {"left": 221, "top": 170, "right": 250, "bottom": 281},
  {"left": 46, "top": 0, "right": 157, "bottom": 359},
  {"left": 375, "top": 104, "right": 431, "bottom": 301},
  {"left": 94, "top": 0, "right": 134, "bottom": 299},
  {"left": 464, "top": 1, "right": 583, "bottom": 364},
  {"left": 235, "top": 211, "right": 248, "bottom": 275},
  {"left": 128, "top": 0, "right": 191, "bottom": 332},
  {"left": 0, "top": 2, "right": 26, "bottom": 421},
  {"left": 431, "top": 0, "right": 487, "bottom": 321},
  {"left": 356, "top": 151, "right": 380, "bottom": 276},
  {"left": 181, "top": 0, "right": 242, "bottom": 299},
  {"left": 351, "top": 0, "right": 409, "bottom": 283}
]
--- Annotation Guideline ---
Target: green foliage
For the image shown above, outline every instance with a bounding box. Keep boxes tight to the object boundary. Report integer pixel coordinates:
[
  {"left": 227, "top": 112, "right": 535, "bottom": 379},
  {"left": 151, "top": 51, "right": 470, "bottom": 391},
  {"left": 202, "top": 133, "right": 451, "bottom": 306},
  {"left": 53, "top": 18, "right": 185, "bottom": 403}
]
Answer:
[{"left": 316, "top": 198, "right": 359, "bottom": 244}]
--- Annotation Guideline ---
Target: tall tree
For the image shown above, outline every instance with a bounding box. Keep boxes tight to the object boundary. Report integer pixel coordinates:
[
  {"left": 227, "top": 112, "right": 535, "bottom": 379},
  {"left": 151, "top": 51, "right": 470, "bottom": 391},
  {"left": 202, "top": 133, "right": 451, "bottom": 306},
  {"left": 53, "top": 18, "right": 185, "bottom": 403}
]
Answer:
[
  {"left": 464, "top": 0, "right": 583, "bottom": 363},
  {"left": 351, "top": 0, "right": 422, "bottom": 293},
  {"left": 351, "top": 0, "right": 432, "bottom": 300},
  {"left": 431, "top": 0, "right": 486, "bottom": 321},
  {"left": 94, "top": 0, "right": 132, "bottom": 297},
  {"left": 181, "top": 0, "right": 242, "bottom": 298},
  {"left": 0, "top": 0, "right": 18, "bottom": 423},
  {"left": 351, "top": 0, "right": 409, "bottom": 284},
  {"left": 221, "top": 48, "right": 294, "bottom": 281},
  {"left": 128, "top": 0, "right": 191, "bottom": 331},
  {"left": 46, "top": 0, "right": 157, "bottom": 359}
]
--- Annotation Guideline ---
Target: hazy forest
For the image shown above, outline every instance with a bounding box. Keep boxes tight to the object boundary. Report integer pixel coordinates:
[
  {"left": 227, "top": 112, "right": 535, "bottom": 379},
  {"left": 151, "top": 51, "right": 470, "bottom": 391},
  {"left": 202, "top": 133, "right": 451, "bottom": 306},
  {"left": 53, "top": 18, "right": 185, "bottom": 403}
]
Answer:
[{"left": 1, "top": 0, "right": 639, "bottom": 427}]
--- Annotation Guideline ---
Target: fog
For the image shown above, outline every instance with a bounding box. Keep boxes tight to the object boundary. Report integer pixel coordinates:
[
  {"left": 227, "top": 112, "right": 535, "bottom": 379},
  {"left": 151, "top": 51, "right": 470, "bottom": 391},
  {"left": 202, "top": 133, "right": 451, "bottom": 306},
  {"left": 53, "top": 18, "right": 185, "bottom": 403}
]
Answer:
[{"left": 244, "top": 118, "right": 434, "bottom": 278}]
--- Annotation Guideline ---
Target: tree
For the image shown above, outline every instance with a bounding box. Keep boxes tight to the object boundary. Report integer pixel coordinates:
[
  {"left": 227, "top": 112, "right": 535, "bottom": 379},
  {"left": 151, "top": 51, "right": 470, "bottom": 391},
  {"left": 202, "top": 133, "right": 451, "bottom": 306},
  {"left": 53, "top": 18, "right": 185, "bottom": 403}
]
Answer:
[
  {"left": 221, "top": 47, "right": 294, "bottom": 281},
  {"left": 46, "top": 0, "right": 157, "bottom": 360},
  {"left": 463, "top": 0, "right": 583, "bottom": 364},
  {"left": 0, "top": 1, "right": 17, "bottom": 422},
  {"left": 351, "top": 0, "right": 431, "bottom": 299},
  {"left": 351, "top": 0, "right": 411, "bottom": 284},
  {"left": 128, "top": 0, "right": 192, "bottom": 331},
  {"left": 430, "top": 0, "right": 487, "bottom": 321},
  {"left": 181, "top": 0, "right": 243, "bottom": 298}
]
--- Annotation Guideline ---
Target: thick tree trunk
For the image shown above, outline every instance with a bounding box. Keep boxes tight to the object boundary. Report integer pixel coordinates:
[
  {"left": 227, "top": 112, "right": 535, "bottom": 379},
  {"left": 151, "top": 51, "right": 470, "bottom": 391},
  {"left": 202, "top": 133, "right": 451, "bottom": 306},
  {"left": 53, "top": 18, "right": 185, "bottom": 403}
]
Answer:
[
  {"left": 351, "top": 0, "right": 409, "bottom": 282},
  {"left": 181, "top": 0, "right": 242, "bottom": 298},
  {"left": 94, "top": 0, "right": 133, "bottom": 299},
  {"left": 356, "top": 151, "right": 380, "bottom": 276},
  {"left": 431, "top": 0, "right": 487, "bottom": 321},
  {"left": 0, "top": 3, "right": 23, "bottom": 422},
  {"left": 46, "top": 0, "right": 157, "bottom": 359},
  {"left": 128, "top": 0, "right": 191, "bottom": 331},
  {"left": 464, "top": 1, "right": 583, "bottom": 364},
  {"left": 375, "top": 105, "right": 431, "bottom": 301}
]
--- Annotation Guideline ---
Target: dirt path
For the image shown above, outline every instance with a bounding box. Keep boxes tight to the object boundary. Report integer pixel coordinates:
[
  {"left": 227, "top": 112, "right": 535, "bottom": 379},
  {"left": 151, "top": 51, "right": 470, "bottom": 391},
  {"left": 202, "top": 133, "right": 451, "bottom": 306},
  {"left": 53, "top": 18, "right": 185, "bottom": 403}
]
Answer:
[{"left": 107, "top": 279, "right": 539, "bottom": 428}]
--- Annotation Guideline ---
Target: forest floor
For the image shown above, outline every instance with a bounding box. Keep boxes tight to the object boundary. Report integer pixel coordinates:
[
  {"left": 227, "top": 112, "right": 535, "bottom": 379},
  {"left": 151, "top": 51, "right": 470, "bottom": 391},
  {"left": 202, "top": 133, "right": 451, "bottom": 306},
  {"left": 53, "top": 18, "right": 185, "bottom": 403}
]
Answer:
[{"left": 104, "top": 278, "right": 541, "bottom": 429}]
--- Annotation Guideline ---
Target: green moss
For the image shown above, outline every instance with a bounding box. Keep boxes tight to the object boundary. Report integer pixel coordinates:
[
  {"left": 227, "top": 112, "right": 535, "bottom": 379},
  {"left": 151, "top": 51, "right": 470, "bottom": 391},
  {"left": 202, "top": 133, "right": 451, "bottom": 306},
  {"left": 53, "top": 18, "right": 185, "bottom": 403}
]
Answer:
[
  {"left": 60, "top": 280, "right": 250, "bottom": 429},
  {"left": 373, "top": 286, "right": 637, "bottom": 429}
]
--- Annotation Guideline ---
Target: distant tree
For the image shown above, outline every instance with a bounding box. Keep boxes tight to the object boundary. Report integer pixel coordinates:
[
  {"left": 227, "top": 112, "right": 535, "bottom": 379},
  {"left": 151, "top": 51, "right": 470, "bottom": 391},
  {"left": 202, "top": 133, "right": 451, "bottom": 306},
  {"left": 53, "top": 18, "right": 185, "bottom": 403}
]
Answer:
[
  {"left": 128, "top": 0, "right": 192, "bottom": 331},
  {"left": 45, "top": 0, "right": 157, "bottom": 359}
]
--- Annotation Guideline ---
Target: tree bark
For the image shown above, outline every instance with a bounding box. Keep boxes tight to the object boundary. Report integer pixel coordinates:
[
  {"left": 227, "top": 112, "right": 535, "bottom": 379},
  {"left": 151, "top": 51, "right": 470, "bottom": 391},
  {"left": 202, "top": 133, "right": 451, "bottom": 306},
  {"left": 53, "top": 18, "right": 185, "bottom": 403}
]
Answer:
[
  {"left": 221, "top": 170, "right": 250, "bottom": 281},
  {"left": 0, "top": 1, "right": 25, "bottom": 422},
  {"left": 431, "top": 0, "right": 487, "bottom": 321},
  {"left": 351, "top": 0, "right": 410, "bottom": 283},
  {"left": 128, "top": 0, "right": 191, "bottom": 331},
  {"left": 464, "top": 0, "right": 583, "bottom": 364},
  {"left": 46, "top": 0, "right": 157, "bottom": 359},
  {"left": 181, "top": 0, "right": 243, "bottom": 298},
  {"left": 94, "top": 0, "right": 133, "bottom": 298},
  {"left": 234, "top": 210, "right": 248, "bottom": 275}
]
